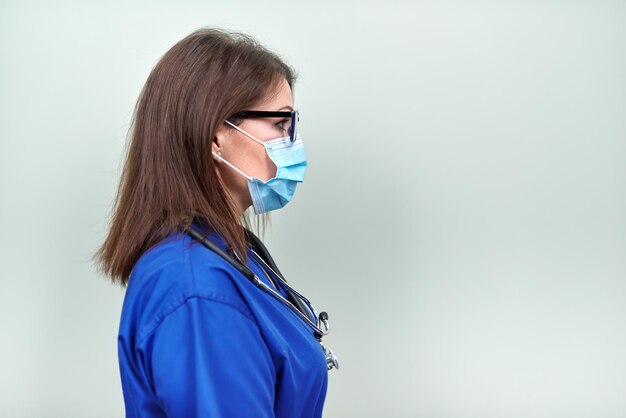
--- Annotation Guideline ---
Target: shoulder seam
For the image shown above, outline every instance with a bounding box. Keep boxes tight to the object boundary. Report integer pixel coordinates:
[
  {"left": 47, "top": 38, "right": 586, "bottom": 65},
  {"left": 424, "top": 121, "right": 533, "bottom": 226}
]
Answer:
[{"left": 137, "top": 293, "right": 257, "bottom": 346}]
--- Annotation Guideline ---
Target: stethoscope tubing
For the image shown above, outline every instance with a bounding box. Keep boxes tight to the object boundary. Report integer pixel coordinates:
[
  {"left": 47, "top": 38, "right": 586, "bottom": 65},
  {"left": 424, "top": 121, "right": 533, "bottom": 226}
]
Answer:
[{"left": 184, "top": 224, "right": 329, "bottom": 339}]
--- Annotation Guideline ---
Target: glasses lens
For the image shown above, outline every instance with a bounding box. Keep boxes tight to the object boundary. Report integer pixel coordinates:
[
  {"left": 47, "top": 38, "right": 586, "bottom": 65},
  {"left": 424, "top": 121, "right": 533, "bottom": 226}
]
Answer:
[{"left": 290, "top": 111, "right": 299, "bottom": 142}]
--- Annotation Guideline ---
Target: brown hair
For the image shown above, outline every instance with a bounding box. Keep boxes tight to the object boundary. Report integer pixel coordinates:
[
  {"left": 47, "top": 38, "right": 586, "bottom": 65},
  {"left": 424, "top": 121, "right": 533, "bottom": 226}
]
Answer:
[{"left": 94, "top": 27, "right": 296, "bottom": 287}]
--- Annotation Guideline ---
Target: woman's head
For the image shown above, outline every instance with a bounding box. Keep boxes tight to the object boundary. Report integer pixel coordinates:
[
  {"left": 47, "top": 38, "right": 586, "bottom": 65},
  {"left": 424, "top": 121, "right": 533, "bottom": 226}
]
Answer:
[
  {"left": 95, "top": 27, "right": 296, "bottom": 286},
  {"left": 212, "top": 77, "right": 295, "bottom": 213}
]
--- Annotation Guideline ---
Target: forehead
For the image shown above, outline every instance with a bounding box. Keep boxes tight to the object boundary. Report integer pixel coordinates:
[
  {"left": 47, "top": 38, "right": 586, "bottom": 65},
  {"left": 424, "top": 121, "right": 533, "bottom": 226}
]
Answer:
[{"left": 255, "top": 77, "right": 293, "bottom": 109}]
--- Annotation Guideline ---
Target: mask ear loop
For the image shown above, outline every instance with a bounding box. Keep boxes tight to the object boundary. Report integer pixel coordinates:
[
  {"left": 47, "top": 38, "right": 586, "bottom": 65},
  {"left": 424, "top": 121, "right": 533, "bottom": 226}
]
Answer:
[
  {"left": 224, "top": 120, "right": 265, "bottom": 146},
  {"left": 212, "top": 151, "right": 253, "bottom": 180}
]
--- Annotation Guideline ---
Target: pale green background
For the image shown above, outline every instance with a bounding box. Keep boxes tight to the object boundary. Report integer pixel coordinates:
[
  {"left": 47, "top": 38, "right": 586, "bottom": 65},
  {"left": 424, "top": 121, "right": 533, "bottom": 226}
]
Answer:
[{"left": 1, "top": 1, "right": 625, "bottom": 417}]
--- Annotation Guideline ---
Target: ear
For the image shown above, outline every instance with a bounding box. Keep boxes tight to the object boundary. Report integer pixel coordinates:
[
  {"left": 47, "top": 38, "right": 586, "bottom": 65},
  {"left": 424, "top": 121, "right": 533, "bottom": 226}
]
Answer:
[{"left": 212, "top": 124, "right": 228, "bottom": 155}]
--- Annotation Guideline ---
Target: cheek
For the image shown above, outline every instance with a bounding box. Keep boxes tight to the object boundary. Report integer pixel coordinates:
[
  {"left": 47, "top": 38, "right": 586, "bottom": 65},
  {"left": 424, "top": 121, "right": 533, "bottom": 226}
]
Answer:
[
  {"left": 232, "top": 142, "right": 275, "bottom": 180},
  {"left": 252, "top": 147, "right": 276, "bottom": 182},
  {"left": 264, "top": 150, "right": 277, "bottom": 178},
  {"left": 230, "top": 141, "right": 259, "bottom": 172}
]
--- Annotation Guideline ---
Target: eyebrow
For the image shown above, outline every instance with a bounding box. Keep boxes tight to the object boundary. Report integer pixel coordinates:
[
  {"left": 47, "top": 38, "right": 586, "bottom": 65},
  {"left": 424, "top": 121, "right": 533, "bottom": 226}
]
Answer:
[{"left": 277, "top": 106, "right": 294, "bottom": 111}]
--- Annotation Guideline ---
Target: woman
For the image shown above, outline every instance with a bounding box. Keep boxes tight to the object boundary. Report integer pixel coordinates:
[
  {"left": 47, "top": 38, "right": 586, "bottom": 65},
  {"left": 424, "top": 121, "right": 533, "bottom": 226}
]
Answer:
[{"left": 94, "top": 28, "right": 337, "bottom": 418}]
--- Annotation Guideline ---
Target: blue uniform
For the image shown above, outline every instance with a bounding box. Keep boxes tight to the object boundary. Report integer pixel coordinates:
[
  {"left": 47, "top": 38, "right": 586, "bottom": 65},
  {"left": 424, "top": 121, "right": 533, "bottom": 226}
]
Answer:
[{"left": 117, "top": 227, "right": 329, "bottom": 417}]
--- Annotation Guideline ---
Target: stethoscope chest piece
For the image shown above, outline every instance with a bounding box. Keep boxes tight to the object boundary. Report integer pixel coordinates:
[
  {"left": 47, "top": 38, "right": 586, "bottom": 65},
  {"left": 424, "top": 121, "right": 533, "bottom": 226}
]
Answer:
[{"left": 321, "top": 341, "right": 339, "bottom": 370}]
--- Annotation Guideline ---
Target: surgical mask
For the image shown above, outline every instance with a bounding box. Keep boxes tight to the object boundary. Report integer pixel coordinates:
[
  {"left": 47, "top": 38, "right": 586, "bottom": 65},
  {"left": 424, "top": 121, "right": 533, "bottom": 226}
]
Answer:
[{"left": 212, "top": 120, "right": 307, "bottom": 214}]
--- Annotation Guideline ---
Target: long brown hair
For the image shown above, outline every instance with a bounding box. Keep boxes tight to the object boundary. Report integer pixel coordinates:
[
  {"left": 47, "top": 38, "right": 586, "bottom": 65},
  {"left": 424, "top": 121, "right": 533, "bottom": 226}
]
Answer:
[{"left": 94, "top": 28, "right": 296, "bottom": 287}]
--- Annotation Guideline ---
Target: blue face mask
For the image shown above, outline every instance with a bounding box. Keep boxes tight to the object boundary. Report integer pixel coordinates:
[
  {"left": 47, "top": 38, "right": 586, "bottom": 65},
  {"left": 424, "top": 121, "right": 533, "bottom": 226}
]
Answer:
[{"left": 212, "top": 121, "right": 307, "bottom": 214}]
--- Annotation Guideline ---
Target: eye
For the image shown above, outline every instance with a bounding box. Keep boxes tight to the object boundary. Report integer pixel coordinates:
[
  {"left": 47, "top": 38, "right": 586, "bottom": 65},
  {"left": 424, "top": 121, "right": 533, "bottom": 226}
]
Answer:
[{"left": 275, "top": 118, "right": 290, "bottom": 132}]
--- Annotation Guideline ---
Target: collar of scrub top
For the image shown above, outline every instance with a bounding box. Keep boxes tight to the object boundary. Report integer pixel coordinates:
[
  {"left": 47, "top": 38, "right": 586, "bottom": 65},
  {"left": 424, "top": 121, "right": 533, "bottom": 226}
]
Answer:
[
  {"left": 183, "top": 220, "right": 332, "bottom": 340},
  {"left": 184, "top": 222, "right": 252, "bottom": 281}
]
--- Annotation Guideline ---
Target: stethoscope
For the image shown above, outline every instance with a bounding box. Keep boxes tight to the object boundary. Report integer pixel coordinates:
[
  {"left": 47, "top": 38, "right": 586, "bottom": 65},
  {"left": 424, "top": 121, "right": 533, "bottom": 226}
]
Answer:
[{"left": 184, "top": 222, "right": 339, "bottom": 371}]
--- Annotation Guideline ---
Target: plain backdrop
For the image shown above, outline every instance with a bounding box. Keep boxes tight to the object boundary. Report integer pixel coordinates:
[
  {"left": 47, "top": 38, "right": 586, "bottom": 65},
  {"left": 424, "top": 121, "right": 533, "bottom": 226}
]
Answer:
[{"left": 1, "top": 1, "right": 625, "bottom": 417}]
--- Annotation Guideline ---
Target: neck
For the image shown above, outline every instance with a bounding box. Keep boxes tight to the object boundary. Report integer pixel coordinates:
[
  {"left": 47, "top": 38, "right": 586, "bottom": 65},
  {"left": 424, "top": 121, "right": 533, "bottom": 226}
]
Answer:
[{"left": 216, "top": 167, "right": 250, "bottom": 219}]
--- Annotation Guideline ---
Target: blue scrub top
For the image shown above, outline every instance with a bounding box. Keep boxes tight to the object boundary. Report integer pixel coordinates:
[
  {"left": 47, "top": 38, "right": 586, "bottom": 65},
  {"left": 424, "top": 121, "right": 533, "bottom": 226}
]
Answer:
[{"left": 117, "top": 226, "right": 329, "bottom": 417}]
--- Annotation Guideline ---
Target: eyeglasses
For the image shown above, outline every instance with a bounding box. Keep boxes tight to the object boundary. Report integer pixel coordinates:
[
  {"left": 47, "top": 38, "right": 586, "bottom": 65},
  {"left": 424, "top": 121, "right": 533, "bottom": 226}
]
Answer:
[{"left": 229, "top": 110, "right": 299, "bottom": 143}]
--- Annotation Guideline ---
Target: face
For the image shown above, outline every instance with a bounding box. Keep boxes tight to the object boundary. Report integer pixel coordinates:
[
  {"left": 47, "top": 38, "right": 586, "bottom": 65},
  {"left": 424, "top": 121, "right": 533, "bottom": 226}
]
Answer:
[{"left": 212, "top": 77, "right": 294, "bottom": 213}]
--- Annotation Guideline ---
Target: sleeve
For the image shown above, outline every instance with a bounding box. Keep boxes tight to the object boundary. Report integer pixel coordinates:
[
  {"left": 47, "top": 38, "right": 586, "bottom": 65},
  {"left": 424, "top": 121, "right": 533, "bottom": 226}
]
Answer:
[{"left": 141, "top": 295, "right": 276, "bottom": 418}]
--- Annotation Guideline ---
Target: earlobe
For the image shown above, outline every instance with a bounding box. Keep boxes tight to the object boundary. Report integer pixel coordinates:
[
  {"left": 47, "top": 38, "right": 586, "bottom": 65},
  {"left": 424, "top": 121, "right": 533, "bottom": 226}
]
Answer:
[
  {"left": 211, "top": 143, "right": 222, "bottom": 165},
  {"left": 211, "top": 138, "right": 221, "bottom": 155},
  {"left": 211, "top": 132, "right": 224, "bottom": 159},
  {"left": 212, "top": 123, "right": 230, "bottom": 156}
]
